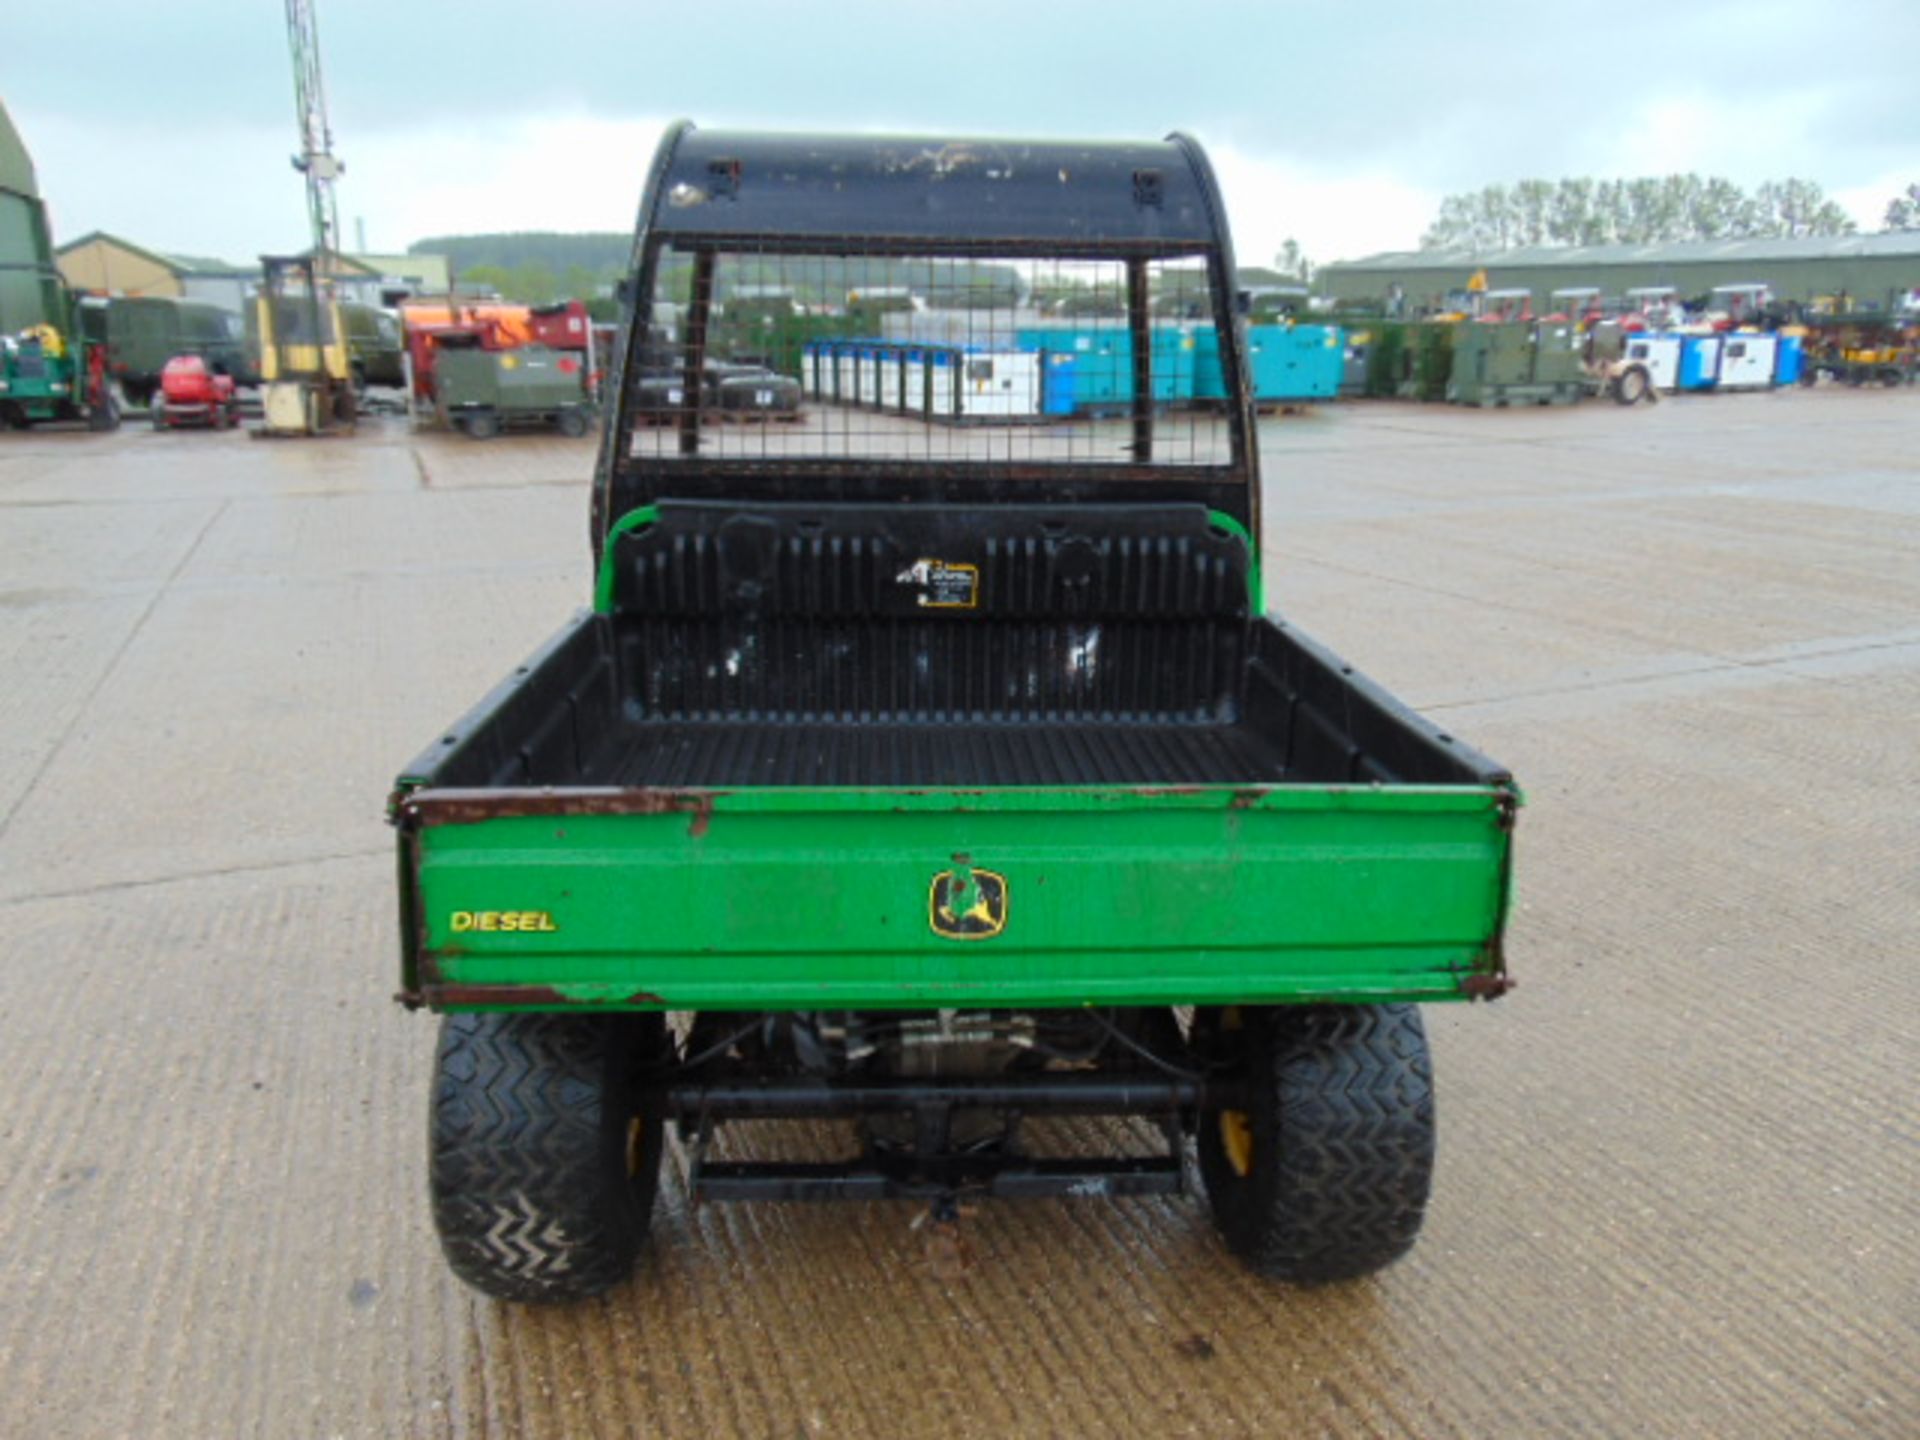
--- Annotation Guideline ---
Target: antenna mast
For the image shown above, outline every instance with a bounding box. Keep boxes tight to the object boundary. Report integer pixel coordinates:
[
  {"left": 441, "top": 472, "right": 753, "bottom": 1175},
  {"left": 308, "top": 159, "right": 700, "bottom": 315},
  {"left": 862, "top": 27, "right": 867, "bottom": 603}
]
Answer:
[{"left": 285, "top": 0, "right": 343, "bottom": 259}]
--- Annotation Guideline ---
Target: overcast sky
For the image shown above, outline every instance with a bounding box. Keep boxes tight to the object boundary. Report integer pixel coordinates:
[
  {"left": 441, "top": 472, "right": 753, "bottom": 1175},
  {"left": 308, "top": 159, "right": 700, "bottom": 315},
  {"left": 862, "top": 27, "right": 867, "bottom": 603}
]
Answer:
[{"left": 6, "top": 0, "right": 1917, "bottom": 269}]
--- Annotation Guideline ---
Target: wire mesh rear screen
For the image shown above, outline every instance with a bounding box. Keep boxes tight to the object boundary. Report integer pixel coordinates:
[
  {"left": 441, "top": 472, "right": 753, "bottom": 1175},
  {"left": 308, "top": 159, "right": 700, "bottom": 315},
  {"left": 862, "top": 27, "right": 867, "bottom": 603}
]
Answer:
[{"left": 625, "top": 246, "right": 1233, "bottom": 468}]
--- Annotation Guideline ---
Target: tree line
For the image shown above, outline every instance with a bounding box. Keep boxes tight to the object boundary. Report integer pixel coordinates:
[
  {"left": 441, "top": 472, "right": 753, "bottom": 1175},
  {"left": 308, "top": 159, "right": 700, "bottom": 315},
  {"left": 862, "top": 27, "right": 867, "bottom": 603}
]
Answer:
[
  {"left": 1420, "top": 176, "right": 1920, "bottom": 249},
  {"left": 1886, "top": 184, "right": 1920, "bottom": 231},
  {"left": 1418, "top": 175, "right": 1873, "bottom": 250}
]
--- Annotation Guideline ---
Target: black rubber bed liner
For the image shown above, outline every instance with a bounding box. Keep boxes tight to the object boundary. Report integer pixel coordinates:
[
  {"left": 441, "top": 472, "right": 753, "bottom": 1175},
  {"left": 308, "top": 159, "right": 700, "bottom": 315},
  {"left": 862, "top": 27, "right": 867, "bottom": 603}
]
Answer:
[
  {"left": 586, "top": 719, "right": 1286, "bottom": 788},
  {"left": 406, "top": 502, "right": 1507, "bottom": 795}
]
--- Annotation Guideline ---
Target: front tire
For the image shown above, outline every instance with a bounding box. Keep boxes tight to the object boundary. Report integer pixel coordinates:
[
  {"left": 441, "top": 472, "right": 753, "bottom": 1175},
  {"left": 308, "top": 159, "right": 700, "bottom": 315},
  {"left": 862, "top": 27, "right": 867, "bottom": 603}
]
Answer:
[
  {"left": 1197, "top": 1004, "right": 1435, "bottom": 1284},
  {"left": 1612, "top": 365, "right": 1650, "bottom": 405},
  {"left": 430, "top": 1011, "right": 666, "bottom": 1303}
]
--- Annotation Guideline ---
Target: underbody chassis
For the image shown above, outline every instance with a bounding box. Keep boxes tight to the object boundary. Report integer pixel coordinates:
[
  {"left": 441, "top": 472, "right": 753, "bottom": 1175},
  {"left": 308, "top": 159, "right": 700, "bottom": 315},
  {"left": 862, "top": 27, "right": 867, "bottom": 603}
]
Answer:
[{"left": 664, "top": 1011, "right": 1209, "bottom": 1206}]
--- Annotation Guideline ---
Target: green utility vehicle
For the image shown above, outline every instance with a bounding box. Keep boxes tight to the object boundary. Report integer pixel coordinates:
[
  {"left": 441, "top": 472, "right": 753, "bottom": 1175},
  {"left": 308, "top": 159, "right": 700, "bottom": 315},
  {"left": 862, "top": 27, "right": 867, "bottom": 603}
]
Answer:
[
  {"left": 434, "top": 337, "right": 593, "bottom": 438},
  {"left": 392, "top": 125, "right": 1519, "bottom": 1304}
]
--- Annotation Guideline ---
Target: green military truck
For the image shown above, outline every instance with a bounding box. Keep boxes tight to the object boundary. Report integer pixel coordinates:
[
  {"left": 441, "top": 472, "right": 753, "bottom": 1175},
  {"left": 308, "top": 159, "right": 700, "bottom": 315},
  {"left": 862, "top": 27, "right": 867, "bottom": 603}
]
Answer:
[{"left": 392, "top": 125, "right": 1519, "bottom": 1303}]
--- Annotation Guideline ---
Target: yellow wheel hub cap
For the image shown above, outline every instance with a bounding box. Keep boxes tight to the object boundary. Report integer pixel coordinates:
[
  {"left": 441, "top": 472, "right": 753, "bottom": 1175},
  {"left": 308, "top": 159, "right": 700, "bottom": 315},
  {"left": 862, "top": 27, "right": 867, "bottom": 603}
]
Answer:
[{"left": 1219, "top": 1109, "right": 1254, "bottom": 1178}]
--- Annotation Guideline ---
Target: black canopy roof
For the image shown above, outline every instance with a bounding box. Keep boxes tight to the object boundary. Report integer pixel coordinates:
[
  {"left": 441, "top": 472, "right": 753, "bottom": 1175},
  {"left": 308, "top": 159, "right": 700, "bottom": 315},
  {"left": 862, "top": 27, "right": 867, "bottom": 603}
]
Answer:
[{"left": 640, "top": 124, "right": 1228, "bottom": 252}]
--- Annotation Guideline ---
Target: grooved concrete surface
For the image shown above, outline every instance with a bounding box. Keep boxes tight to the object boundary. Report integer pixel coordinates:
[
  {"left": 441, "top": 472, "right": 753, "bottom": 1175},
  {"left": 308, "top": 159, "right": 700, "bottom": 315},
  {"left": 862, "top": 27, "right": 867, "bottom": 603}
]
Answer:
[{"left": 1, "top": 392, "right": 1915, "bottom": 1437}]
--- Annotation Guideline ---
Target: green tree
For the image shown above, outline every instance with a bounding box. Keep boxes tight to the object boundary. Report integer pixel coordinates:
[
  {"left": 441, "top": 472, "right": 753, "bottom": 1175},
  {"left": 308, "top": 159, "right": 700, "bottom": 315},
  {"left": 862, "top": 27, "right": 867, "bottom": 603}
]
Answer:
[
  {"left": 1748, "top": 179, "right": 1855, "bottom": 238},
  {"left": 1882, "top": 184, "right": 1920, "bottom": 231},
  {"left": 561, "top": 264, "right": 604, "bottom": 303},
  {"left": 1422, "top": 174, "right": 1856, "bottom": 250},
  {"left": 504, "top": 262, "right": 557, "bottom": 303},
  {"left": 458, "top": 263, "right": 512, "bottom": 297},
  {"left": 1274, "top": 238, "right": 1314, "bottom": 282}
]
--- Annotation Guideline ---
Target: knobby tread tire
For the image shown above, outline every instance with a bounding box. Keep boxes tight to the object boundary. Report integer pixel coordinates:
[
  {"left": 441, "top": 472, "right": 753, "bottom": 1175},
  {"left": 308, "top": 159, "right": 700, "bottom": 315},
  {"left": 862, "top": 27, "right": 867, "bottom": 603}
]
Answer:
[
  {"left": 430, "top": 1011, "right": 664, "bottom": 1303},
  {"left": 1199, "top": 1004, "right": 1436, "bottom": 1284}
]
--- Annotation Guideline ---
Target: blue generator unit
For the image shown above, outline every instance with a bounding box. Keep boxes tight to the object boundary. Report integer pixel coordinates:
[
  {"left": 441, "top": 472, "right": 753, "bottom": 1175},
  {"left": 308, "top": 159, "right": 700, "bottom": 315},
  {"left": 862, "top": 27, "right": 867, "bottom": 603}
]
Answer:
[
  {"left": 1773, "top": 333, "right": 1805, "bottom": 386},
  {"left": 1678, "top": 335, "right": 1723, "bottom": 391}
]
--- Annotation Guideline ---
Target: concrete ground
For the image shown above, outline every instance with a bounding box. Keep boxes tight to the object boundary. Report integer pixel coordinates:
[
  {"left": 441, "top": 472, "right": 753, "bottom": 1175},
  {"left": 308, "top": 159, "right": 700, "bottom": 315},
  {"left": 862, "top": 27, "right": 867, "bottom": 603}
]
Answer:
[{"left": 0, "top": 389, "right": 1914, "bottom": 1437}]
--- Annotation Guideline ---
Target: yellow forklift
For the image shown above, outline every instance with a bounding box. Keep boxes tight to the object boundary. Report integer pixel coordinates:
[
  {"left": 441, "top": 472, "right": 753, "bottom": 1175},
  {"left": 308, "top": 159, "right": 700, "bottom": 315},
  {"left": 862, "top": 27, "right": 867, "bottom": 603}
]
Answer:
[{"left": 254, "top": 254, "right": 354, "bottom": 436}]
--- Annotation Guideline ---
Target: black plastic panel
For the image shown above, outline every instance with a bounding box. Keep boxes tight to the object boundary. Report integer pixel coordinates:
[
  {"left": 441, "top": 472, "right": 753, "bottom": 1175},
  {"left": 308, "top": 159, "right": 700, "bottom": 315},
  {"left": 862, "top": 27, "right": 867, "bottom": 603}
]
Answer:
[{"left": 607, "top": 501, "right": 1253, "bottom": 621}]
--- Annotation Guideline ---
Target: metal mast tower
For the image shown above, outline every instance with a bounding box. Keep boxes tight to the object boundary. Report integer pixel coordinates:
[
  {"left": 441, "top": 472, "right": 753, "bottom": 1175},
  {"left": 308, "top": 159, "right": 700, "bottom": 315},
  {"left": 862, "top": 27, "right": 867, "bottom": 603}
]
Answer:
[{"left": 285, "top": 0, "right": 343, "bottom": 259}]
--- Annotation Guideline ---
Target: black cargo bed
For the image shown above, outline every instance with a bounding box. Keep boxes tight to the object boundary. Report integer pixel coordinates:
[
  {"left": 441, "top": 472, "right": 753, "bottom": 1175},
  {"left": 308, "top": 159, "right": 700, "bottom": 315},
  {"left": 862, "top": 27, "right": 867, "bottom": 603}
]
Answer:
[
  {"left": 587, "top": 718, "right": 1285, "bottom": 788},
  {"left": 403, "top": 500, "right": 1508, "bottom": 795},
  {"left": 410, "top": 610, "right": 1504, "bottom": 794}
]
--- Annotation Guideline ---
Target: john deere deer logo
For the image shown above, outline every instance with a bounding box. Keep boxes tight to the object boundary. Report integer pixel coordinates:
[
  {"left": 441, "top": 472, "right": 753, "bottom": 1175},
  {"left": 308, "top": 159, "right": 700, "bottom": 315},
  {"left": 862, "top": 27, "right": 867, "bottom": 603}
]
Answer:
[{"left": 929, "top": 863, "right": 1008, "bottom": 940}]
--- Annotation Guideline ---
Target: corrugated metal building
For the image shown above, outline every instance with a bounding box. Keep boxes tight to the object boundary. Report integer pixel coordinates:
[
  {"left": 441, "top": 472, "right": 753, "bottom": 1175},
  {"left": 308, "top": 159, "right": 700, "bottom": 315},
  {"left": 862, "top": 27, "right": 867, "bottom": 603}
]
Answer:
[
  {"left": 1320, "top": 233, "right": 1920, "bottom": 313},
  {"left": 1, "top": 98, "right": 65, "bottom": 334}
]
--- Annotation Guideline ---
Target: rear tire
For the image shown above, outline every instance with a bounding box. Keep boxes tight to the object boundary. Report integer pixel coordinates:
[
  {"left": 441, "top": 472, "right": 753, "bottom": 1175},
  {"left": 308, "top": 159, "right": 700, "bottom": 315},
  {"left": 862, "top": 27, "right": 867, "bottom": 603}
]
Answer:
[
  {"left": 556, "top": 407, "right": 590, "bottom": 438},
  {"left": 1612, "top": 365, "right": 1649, "bottom": 406},
  {"left": 1197, "top": 1004, "right": 1435, "bottom": 1284},
  {"left": 459, "top": 410, "right": 499, "bottom": 440},
  {"left": 430, "top": 1011, "right": 666, "bottom": 1303}
]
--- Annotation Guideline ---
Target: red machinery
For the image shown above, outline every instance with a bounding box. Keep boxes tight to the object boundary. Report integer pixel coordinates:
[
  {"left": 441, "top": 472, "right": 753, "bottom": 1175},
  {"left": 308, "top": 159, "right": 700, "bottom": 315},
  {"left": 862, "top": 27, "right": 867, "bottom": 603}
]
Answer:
[{"left": 151, "top": 354, "right": 238, "bottom": 430}]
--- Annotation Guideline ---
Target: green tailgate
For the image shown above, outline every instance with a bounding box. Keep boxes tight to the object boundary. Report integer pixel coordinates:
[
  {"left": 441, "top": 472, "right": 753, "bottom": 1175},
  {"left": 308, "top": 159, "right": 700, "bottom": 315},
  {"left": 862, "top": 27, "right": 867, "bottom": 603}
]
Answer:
[{"left": 397, "top": 783, "right": 1515, "bottom": 1011}]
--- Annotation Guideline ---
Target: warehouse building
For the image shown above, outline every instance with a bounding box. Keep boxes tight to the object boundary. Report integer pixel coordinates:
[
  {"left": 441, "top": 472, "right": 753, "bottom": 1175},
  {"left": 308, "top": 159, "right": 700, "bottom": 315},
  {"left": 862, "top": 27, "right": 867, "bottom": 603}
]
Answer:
[
  {"left": 56, "top": 233, "right": 256, "bottom": 309},
  {"left": 56, "top": 233, "right": 451, "bottom": 311},
  {"left": 1319, "top": 233, "right": 1920, "bottom": 315}
]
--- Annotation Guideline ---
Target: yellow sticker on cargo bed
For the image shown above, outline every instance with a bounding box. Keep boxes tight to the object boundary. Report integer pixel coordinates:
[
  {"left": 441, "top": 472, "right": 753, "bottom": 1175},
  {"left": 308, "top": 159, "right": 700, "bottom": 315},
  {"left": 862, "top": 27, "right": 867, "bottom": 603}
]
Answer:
[{"left": 896, "top": 558, "right": 979, "bottom": 609}]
